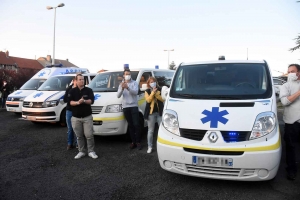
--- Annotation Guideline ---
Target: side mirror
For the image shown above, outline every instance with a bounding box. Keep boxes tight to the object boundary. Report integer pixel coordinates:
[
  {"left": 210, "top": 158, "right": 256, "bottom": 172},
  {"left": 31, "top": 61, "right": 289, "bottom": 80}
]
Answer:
[
  {"left": 140, "top": 83, "right": 148, "bottom": 91},
  {"left": 161, "top": 86, "right": 169, "bottom": 100}
]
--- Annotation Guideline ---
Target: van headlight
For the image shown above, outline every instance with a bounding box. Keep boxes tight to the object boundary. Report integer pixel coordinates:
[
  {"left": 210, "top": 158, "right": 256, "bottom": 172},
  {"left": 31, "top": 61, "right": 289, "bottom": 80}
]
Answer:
[
  {"left": 162, "top": 109, "right": 180, "bottom": 136},
  {"left": 43, "top": 100, "right": 59, "bottom": 107},
  {"left": 105, "top": 104, "right": 123, "bottom": 113},
  {"left": 250, "top": 112, "right": 276, "bottom": 140}
]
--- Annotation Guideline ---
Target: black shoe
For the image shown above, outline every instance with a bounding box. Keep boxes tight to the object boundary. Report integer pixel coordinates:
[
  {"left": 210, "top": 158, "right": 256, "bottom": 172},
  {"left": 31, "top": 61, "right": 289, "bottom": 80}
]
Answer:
[
  {"left": 287, "top": 171, "right": 296, "bottom": 180},
  {"left": 137, "top": 143, "right": 142, "bottom": 150},
  {"left": 67, "top": 145, "right": 73, "bottom": 150},
  {"left": 129, "top": 143, "right": 137, "bottom": 149}
]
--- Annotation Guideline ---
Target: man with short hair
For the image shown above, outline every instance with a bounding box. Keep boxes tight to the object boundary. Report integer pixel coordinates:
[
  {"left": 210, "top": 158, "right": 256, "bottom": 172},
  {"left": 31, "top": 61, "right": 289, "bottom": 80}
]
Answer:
[
  {"left": 69, "top": 74, "right": 98, "bottom": 159},
  {"left": 280, "top": 63, "right": 300, "bottom": 180},
  {"left": 117, "top": 69, "right": 142, "bottom": 150},
  {"left": 64, "top": 77, "right": 77, "bottom": 150}
]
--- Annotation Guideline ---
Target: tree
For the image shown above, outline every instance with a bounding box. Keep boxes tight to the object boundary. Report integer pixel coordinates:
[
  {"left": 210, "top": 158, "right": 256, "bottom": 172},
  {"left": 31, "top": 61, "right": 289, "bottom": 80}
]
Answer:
[
  {"left": 289, "top": 34, "right": 300, "bottom": 52},
  {"left": 169, "top": 61, "right": 176, "bottom": 70}
]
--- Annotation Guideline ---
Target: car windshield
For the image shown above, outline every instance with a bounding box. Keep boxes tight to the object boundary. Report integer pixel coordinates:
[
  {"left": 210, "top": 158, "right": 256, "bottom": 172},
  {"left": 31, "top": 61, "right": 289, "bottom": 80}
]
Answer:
[
  {"left": 89, "top": 71, "right": 138, "bottom": 92},
  {"left": 38, "top": 76, "right": 73, "bottom": 91},
  {"left": 170, "top": 63, "right": 272, "bottom": 99},
  {"left": 20, "top": 79, "right": 46, "bottom": 90},
  {"left": 153, "top": 71, "right": 175, "bottom": 87}
]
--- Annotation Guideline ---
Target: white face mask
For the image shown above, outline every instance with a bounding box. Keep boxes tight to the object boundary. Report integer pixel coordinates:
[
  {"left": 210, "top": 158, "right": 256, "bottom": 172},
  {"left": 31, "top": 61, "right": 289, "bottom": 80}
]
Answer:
[
  {"left": 125, "top": 75, "right": 131, "bottom": 81},
  {"left": 150, "top": 82, "right": 156, "bottom": 88},
  {"left": 288, "top": 73, "right": 298, "bottom": 82}
]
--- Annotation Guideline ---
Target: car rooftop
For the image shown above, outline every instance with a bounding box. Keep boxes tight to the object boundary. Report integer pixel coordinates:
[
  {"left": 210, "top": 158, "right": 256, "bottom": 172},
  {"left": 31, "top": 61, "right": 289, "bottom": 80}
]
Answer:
[{"left": 181, "top": 60, "right": 265, "bottom": 66}]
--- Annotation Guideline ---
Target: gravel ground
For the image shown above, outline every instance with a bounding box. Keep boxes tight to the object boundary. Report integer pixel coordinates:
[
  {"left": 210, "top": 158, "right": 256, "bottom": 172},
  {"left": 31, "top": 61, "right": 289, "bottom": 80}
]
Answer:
[{"left": 0, "top": 109, "right": 300, "bottom": 200}]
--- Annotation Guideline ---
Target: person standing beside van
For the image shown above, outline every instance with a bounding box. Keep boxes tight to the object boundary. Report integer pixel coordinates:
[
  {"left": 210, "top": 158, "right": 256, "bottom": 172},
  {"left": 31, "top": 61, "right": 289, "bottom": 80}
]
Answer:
[
  {"left": 117, "top": 69, "right": 142, "bottom": 150},
  {"left": 144, "top": 77, "right": 164, "bottom": 153},
  {"left": 69, "top": 74, "right": 98, "bottom": 159},
  {"left": 64, "top": 77, "right": 77, "bottom": 150},
  {"left": 1, "top": 80, "right": 9, "bottom": 108},
  {"left": 280, "top": 64, "right": 300, "bottom": 180}
]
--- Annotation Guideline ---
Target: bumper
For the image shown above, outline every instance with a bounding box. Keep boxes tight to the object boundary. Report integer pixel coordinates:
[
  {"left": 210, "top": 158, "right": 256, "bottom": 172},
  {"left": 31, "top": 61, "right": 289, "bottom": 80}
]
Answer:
[
  {"left": 6, "top": 101, "right": 22, "bottom": 113},
  {"left": 157, "top": 126, "right": 281, "bottom": 181},
  {"left": 22, "top": 107, "right": 59, "bottom": 122},
  {"left": 93, "top": 114, "right": 128, "bottom": 136}
]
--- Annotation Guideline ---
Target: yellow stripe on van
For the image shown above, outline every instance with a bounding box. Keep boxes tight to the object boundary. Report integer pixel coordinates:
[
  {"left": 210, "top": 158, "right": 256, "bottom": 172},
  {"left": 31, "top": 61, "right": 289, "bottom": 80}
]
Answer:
[
  {"left": 138, "top": 98, "right": 146, "bottom": 106},
  {"left": 93, "top": 116, "right": 125, "bottom": 121},
  {"left": 157, "top": 136, "right": 281, "bottom": 152}
]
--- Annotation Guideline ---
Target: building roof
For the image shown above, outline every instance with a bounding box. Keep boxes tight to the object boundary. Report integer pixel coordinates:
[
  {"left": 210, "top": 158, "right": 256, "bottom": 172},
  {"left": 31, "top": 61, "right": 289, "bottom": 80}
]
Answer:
[
  {"left": 0, "top": 51, "right": 43, "bottom": 70},
  {"left": 37, "top": 57, "right": 78, "bottom": 67}
]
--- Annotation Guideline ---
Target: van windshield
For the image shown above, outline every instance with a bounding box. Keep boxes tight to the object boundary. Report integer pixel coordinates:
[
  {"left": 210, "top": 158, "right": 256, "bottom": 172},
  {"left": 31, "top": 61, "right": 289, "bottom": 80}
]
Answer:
[
  {"left": 38, "top": 76, "right": 73, "bottom": 91},
  {"left": 170, "top": 63, "right": 272, "bottom": 99},
  {"left": 20, "top": 79, "right": 46, "bottom": 90},
  {"left": 89, "top": 71, "right": 138, "bottom": 92}
]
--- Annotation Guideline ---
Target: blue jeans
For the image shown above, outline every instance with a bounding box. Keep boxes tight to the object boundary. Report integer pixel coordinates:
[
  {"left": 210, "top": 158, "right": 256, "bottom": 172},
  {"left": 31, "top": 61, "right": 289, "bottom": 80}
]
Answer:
[
  {"left": 66, "top": 110, "right": 77, "bottom": 146},
  {"left": 147, "top": 112, "right": 162, "bottom": 148}
]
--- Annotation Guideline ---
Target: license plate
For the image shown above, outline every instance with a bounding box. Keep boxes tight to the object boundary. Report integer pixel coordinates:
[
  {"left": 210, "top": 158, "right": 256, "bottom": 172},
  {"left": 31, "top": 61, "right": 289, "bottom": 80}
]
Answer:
[
  {"left": 192, "top": 156, "right": 233, "bottom": 167},
  {"left": 26, "top": 116, "right": 36, "bottom": 121},
  {"left": 8, "top": 108, "right": 16, "bottom": 112}
]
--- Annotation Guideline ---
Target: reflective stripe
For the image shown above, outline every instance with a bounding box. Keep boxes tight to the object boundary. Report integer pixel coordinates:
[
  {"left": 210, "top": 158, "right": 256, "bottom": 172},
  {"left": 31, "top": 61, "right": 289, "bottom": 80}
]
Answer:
[
  {"left": 93, "top": 115, "right": 125, "bottom": 121},
  {"left": 157, "top": 136, "right": 281, "bottom": 152}
]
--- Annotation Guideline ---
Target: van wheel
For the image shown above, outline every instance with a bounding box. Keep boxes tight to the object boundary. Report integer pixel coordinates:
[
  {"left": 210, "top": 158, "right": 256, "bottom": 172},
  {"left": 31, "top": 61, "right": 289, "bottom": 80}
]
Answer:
[{"left": 60, "top": 109, "right": 66, "bottom": 127}]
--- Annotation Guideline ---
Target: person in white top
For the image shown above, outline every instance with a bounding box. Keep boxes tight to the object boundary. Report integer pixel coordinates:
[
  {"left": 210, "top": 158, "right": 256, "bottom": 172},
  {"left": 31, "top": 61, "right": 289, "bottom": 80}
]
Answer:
[{"left": 280, "top": 63, "right": 300, "bottom": 180}]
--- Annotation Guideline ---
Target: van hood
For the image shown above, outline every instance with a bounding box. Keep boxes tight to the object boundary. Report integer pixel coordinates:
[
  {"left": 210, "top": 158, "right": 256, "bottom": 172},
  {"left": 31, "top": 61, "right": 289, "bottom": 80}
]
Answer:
[
  {"left": 8, "top": 90, "right": 35, "bottom": 98},
  {"left": 24, "top": 91, "right": 64, "bottom": 102},
  {"left": 166, "top": 98, "right": 273, "bottom": 131},
  {"left": 93, "top": 92, "right": 121, "bottom": 106}
]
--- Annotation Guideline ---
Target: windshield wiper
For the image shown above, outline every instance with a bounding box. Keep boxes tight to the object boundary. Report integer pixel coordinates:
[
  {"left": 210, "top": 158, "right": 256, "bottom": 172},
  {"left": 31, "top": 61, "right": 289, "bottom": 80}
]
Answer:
[
  {"left": 178, "top": 93, "right": 195, "bottom": 98},
  {"left": 204, "top": 96, "right": 242, "bottom": 100}
]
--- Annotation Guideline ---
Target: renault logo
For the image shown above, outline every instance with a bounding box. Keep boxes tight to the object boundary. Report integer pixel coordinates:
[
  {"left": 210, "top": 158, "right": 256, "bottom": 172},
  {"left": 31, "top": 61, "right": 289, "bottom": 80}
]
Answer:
[
  {"left": 29, "top": 102, "right": 33, "bottom": 108},
  {"left": 208, "top": 132, "right": 218, "bottom": 143},
  {"left": 11, "top": 98, "right": 14, "bottom": 101}
]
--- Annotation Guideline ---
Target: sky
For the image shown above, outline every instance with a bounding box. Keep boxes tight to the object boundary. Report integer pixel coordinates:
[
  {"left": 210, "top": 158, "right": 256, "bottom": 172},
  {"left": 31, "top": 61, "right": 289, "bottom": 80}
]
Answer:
[{"left": 1, "top": 0, "right": 300, "bottom": 75}]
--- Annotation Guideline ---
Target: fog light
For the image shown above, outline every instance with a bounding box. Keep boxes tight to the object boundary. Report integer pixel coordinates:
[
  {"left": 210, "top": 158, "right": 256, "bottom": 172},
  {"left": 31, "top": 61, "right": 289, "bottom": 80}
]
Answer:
[
  {"left": 258, "top": 169, "right": 269, "bottom": 178},
  {"left": 164, "top": 161, "right": 172, "bottom": 169}
]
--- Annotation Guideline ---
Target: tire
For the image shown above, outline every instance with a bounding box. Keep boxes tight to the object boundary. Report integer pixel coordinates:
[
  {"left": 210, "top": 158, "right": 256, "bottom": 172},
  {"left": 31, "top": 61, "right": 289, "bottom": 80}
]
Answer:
[{"left": 59, "top": 109, "right": 66, "bottom": 127}]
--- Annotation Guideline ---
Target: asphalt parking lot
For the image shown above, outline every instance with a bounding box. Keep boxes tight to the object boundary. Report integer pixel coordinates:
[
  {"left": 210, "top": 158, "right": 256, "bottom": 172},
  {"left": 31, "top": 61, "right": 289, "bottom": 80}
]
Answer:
[{"left": 0, "top": 108, "right": 300, "bottom": 200}]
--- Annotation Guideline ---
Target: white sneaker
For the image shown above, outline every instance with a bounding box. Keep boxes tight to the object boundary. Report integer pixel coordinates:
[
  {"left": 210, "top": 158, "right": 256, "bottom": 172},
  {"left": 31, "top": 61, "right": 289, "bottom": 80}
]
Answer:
[
  {"left": 147, "top": 147, "right": 152, "bottom": 154},
  {"left": 88, "top": 152, "right": 98, "bottom": 159},
  {"left": 74, "top": 152, "right": 86, "bottom": 159}
]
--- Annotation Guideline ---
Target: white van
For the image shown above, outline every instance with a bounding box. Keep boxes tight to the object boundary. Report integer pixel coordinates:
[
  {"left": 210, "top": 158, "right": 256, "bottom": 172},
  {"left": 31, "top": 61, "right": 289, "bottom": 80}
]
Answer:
[
  {"left": 22, "top": 73, "right": 96, "bottom": 125},
  {"left": 89, "top": 68, "right": 175, "bottom": 136},
  {"left": 6, "top": 66, "right": 89, "bottom": 113},
  {"left": 157, "top": 59, "right": 281, "bottom": 181}
]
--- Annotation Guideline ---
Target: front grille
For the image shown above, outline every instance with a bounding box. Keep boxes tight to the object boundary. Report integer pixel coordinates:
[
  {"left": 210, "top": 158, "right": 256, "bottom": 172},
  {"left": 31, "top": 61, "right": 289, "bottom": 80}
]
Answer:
[
  {"left": 22, "top": 111, "right": 56, "bottom": 116},
  {"left": 183, "top": 148, "right": 244, "bottom": 156},
  {"left": 92, "top": 106, "right": 103, "bottom": 114},
  {"left": 220, "top": 131, "right": 250, "bottom": 142},
  {"left": 184, "top": 164, "right": 256, "bottom": 177},
  {"left": 180, "top": 128, "right": 207, "bottom": 141},
  {"left": 23, "top": 101, "right": 44, "bottom": 108},
  {"left": 6, "top": 105, "right": 19, "bottom": 107}
]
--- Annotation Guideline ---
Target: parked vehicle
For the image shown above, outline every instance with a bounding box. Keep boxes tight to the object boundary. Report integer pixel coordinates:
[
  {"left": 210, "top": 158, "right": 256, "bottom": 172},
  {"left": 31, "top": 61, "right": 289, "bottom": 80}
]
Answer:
[
  {"left": 6, "top": 65, "right": 89, "bottom": 113},
  {"left": 273, "top": 77, "right": 286, "bottom": 96},
  {"left": 22, "top": 73, "right": 96, "bottom": 126},
  {"left": 89, "top": 68, "right": 175, "bottom": 136},
  {"left": 157, "top": 58, "right": 281, "bottom": 181}
]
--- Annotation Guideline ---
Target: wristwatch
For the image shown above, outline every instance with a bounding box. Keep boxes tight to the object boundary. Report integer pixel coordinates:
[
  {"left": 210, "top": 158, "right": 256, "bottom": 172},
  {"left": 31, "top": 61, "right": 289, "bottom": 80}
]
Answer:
[{"left": 83, "top": 100, "right": 86, "bottom": 103}]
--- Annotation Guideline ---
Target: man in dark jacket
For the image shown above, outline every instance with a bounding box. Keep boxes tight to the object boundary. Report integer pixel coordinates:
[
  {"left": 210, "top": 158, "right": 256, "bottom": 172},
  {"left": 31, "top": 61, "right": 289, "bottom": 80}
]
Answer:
[
  {"left": 1, "top": 80, "right": 10, "bottom": 108},
  {"left": 63, "top": 77, "right": 77, "bottom": 150}
]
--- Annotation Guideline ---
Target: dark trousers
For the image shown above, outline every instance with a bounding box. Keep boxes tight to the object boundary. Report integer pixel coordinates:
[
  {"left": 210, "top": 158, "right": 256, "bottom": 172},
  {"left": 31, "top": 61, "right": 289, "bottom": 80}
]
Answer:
[
  {"left": 123, "top": 107, "right": 141, "bottom": 143},
  {"left": 284, "top": 122, "right": 300, "bottom": 174},
  {"left": 1, "top": 97, "right": 6, "bottom": 108}
]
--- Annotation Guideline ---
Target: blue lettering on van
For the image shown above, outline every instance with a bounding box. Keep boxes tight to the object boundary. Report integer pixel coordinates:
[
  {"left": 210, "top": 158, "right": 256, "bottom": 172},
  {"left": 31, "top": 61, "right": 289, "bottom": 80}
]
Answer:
[
  {"left": 33, "top": 92, "right": 44, "bottom": 98},
  {"left": 38, "top": 71, "right": 46, "bottom": 77},
  {"left": 201, "top": 107, "right": 229, "bottom": 128},
  {"left": 94, "top": 94, "right": 101, "bottom": 100},
  {"left": 14, "top": 91, "right": 22, "bottom": 95}
]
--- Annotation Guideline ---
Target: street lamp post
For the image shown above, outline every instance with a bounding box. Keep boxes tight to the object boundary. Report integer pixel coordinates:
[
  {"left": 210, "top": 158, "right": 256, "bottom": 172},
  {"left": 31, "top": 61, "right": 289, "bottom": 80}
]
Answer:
[
  {"left": 47, "top": 3, "right": 65, "bottom": 65},
  {"left": 164, "top": 49, "right": 174, "bottom": 68}
]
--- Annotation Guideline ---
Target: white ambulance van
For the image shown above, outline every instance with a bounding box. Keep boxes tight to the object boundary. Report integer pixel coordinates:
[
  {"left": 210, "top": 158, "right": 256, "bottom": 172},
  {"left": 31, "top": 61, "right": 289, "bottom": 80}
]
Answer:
[
  {"left": 157, "top": 59, "right": 281, "bottom": 181},
  {"left": 22, "top": 73, "right": 96, "bottom": 125},
  {"left": 89, "top": 68, "right": 174, "bottom": 136},
  {"left": 6, "top": 66, "right": 88, "bottom": 113}
]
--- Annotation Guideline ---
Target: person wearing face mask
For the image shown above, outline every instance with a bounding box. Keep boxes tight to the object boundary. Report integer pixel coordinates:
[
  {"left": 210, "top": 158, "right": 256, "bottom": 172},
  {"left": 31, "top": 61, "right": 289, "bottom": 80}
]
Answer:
[
  {"left": 144, "top": 77, "right": 164, "bottom": 153},
  {"left": 117, "top": 69, "right": 142, "bottom": 150},
  {"left": 280, "top": 64, "right": 300, "bottom": 180}
]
